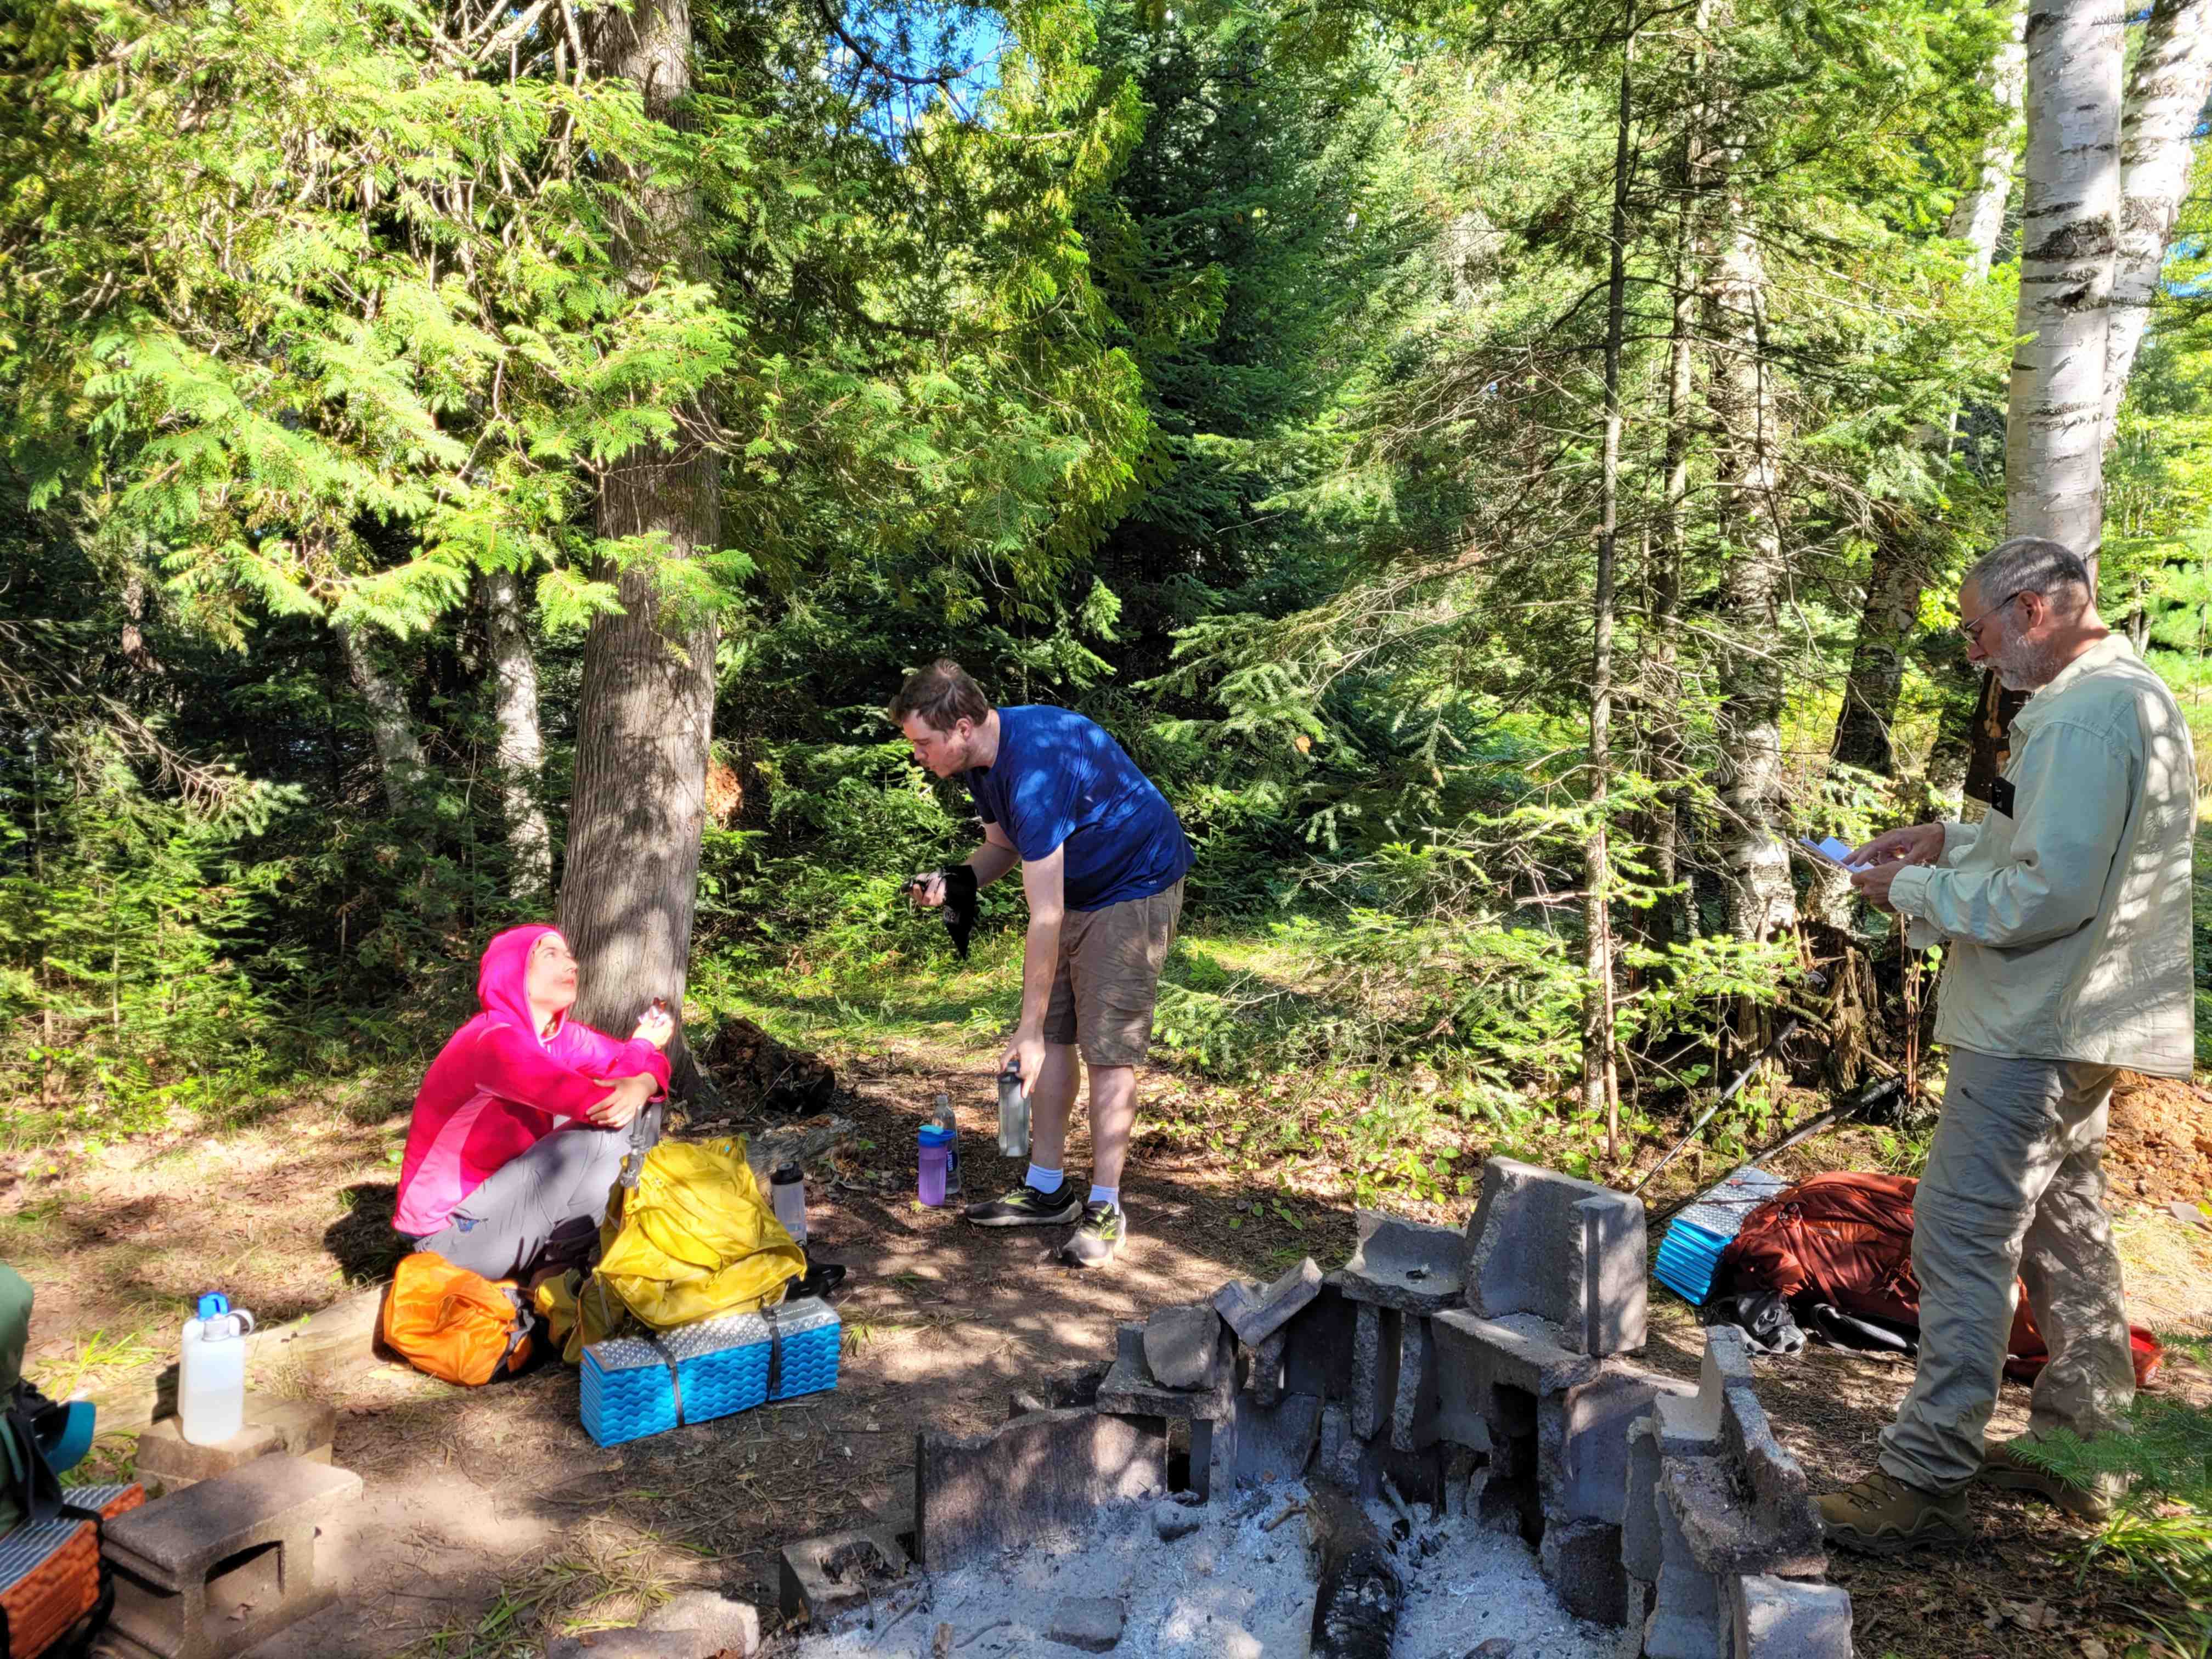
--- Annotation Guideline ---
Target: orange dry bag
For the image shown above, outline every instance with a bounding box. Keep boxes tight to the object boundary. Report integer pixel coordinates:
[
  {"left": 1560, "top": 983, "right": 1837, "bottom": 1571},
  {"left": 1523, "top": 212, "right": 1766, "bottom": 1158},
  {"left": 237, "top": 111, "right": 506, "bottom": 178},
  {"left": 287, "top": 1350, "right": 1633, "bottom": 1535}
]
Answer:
[{"left": 381, "top": 1253, "right": 534, "bottom": 1385}]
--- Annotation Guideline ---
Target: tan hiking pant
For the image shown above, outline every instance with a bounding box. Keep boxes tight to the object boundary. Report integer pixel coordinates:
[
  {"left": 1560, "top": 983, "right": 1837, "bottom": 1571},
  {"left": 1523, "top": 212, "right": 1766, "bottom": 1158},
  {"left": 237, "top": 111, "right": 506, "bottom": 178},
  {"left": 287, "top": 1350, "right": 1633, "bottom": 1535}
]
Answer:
[{"left": 1878, "top": 1048, "right": 2136, "bottom": 1492}]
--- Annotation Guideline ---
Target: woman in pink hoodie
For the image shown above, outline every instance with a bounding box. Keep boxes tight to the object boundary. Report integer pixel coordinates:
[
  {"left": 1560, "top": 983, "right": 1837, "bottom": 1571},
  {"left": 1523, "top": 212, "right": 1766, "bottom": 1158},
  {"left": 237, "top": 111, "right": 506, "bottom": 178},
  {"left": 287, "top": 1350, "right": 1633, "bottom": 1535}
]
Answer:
[{"left": 394, "top": 923, "right": 673, "bottom": 1280}]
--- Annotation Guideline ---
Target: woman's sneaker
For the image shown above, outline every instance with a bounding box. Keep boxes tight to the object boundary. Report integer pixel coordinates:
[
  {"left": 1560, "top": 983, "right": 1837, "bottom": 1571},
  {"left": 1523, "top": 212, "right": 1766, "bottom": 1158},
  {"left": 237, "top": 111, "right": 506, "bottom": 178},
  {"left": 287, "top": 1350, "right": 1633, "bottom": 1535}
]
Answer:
[
  {"left": 1060, "top": 1201, "right": 1125, "bottom": 1268},
  {"left": 964, "top": 1180, "right": 1082, "bottom": 1227}
]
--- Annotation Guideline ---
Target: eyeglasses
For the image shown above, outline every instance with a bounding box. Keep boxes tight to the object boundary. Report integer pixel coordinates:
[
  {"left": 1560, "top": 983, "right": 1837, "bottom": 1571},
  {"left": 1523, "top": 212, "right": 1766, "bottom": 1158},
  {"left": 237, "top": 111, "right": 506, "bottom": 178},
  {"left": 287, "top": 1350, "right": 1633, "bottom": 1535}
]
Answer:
[{"left": 1958, "top": 590, "right": 2023, "bottom": 644}]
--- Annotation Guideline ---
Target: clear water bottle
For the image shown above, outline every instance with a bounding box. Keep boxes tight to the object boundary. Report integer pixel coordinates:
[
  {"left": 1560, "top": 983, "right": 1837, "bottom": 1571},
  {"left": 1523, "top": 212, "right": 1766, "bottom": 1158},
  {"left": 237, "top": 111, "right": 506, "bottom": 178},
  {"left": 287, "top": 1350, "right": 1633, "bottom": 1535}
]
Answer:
[
  {"left": 931, "top": 1093, "right": 961, "bottom": 1197},
  {"left": 997, "top": 1062, "right": 1031, "bottom": 1159},
  {"left": 770, "top": 1162, "right": 809, "bottom": 1246},
  {"left": 179, "top": 1292, "right": 255, "bottom": 1446}
]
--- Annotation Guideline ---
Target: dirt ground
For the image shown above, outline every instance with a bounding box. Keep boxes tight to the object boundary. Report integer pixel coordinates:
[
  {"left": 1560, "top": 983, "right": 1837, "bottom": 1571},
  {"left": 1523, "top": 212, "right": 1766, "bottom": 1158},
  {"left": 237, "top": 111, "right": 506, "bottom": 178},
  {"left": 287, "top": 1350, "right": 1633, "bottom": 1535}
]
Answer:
[{"left": 9, "top": 1043, "right": 2211, "bottom": 1658}]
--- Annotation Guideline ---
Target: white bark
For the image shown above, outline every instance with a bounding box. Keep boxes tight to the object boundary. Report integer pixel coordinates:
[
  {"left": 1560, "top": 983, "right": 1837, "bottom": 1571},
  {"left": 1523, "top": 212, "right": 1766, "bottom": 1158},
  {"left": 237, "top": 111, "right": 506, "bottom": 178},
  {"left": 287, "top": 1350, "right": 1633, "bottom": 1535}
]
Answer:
[
  {"left": 334, "top": 620, "right": 428, "bottom": 813},
  {"left": 1948, "top": 1, "right": 2028, "bottom": 276},
  {"left": 482, "top": 568, "right": 552, "bottom": 899},
  {"left": 2104, "top": 0, "right": 2212, "bottom": 441},
  {"left": 2006, "top": 0, "right": 2125, "bottom": 567}
]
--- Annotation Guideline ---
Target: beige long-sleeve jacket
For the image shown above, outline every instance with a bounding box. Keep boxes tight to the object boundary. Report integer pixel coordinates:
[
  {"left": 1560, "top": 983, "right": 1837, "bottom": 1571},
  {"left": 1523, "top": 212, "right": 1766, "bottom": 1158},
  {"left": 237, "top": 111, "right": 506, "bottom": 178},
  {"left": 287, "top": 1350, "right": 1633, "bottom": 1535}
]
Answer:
[{"left": 1888, "top": 634, "right": 2198, "bottom": 1077}]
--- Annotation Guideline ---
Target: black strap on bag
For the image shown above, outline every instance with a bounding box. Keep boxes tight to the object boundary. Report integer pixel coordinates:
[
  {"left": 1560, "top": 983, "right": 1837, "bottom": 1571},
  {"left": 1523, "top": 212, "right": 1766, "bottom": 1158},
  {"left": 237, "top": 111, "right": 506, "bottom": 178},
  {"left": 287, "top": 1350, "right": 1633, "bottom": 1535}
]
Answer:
[
  {"left": 762, "top": 1308, "right": 784, "bottom": 1402},
  {"left": 645, "top": 1336, "right": 686, "bottom": 1427}
]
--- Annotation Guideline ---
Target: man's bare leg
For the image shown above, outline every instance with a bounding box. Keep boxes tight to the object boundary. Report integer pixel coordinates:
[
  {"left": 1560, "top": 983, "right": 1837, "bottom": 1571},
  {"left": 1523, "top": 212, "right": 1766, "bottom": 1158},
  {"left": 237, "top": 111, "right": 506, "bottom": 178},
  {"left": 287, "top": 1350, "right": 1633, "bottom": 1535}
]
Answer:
[
  {"left": 1085, "top": 1063, "right": 1137, "bottom": 1191},
  {"left": 1025, "top": 1042, "right": 1082, "bottom": 1173}
]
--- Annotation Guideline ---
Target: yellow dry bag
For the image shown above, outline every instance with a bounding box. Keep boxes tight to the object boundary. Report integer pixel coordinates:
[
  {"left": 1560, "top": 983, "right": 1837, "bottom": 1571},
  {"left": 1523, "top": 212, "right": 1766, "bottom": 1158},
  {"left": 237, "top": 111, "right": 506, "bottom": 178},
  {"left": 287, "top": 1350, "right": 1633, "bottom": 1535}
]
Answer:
[{"left": 596, "top": 1137, "right": 806, "bottom": 1329}]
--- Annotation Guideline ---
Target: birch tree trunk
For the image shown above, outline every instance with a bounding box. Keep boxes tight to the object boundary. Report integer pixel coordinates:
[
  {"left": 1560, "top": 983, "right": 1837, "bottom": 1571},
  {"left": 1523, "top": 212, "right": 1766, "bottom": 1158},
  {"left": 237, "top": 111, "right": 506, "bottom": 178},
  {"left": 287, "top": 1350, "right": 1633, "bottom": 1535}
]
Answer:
[
  {"left": 2006, "top": 0, "right": 2125, "bottom": 569},
  {"left": 561, "top": 0, "right": 720, "bottom": 1084},
  {"left": 482, "top": 568, "right": 552, "bottom": 901},
  {"left": 2104, "top": 0, "right": 2212, "bottom": 441},
  {"left": 1707, "top": 213, "right": 1797, "bottom": 941},
  {"left": 334, "top": 620, "right": 428, "bottom": 814}
]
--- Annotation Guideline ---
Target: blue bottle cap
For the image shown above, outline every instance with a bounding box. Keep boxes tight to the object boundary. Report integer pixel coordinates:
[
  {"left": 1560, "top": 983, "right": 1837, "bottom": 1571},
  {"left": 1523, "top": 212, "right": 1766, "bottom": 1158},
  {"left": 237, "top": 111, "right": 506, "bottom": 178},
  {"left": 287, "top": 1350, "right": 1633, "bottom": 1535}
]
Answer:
[{"left": 196, "top": 1292, "right": 229, "bottom": 1319}]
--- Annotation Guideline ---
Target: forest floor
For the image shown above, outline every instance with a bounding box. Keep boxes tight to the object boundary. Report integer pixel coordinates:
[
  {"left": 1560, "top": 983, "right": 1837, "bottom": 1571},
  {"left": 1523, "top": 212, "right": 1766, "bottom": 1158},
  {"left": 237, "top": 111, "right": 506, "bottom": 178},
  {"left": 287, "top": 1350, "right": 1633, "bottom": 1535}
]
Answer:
[{"left": 8, "top": 1001, "right": 2212, "bottom": 1658}]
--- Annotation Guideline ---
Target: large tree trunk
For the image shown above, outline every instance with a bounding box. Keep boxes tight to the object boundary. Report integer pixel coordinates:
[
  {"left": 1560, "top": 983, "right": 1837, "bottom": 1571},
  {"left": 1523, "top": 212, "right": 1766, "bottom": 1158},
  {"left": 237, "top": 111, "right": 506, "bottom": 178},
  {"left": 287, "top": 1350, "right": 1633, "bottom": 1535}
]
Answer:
[
  {"left": 2106, "top": 0, "right": 2212, "bottom": 442},
  {"left": 561, "top": 0, "right": 720, "bottom": 1083},
  {"left": 1706, "top": 213, "right": 1797, "bottom": 941},
  {"left": 1584, "top": 14, "right": 1633, "bottom": 1155},
  {"left": 1964, "top": 0, "right": 2126, "bottom": 799},
  {"left": 1947, "top": 1, "right": 2027, "bottom": 278},
  {"left": 334, "top": 620, "right": 428, "bottom": 813},
  {"left": 2006, "top": 0, "right": 2125, "bottom": 569},
  {"left": 482, "top": 568, "right": 552, "bottom": 901}
]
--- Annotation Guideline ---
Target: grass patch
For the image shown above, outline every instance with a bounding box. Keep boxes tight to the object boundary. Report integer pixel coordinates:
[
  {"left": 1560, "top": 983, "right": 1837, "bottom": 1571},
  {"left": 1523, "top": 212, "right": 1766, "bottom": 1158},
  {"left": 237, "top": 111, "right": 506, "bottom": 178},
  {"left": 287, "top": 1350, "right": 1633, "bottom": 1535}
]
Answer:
[
  {"left": 403, "top": 1519, "right": 710, "bottom": 1659},
  {"left": 41, "top": 1323, "right": 165, "bottom": 1398}
]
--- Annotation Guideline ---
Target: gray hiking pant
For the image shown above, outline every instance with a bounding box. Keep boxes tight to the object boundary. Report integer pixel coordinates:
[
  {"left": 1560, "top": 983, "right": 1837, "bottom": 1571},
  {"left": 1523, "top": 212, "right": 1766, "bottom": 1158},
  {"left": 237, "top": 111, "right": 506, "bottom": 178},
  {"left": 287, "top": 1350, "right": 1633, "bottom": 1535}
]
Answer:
[
  {"left": 411, "top": 1104, "right": 662, "bottom": 1282},
  {"left": 1878, "top": 1048, "right": 2136, "bottom": 1492}
]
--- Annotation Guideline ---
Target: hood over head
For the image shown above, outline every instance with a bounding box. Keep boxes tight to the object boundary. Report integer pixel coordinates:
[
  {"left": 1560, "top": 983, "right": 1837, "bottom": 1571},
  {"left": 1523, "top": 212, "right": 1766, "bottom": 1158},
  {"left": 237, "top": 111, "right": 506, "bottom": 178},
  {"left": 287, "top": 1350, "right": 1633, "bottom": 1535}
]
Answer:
[{"left": 478, "top": 922, "right": 563, "bottom": 1035}]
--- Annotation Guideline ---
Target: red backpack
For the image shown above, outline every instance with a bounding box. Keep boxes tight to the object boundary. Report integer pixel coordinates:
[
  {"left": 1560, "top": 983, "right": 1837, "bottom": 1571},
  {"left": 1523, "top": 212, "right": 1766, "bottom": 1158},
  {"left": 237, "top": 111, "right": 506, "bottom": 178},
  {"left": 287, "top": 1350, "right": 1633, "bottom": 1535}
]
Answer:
[{"left": 1716, "top": 1171, "right": 2162, "bottom": 1387}]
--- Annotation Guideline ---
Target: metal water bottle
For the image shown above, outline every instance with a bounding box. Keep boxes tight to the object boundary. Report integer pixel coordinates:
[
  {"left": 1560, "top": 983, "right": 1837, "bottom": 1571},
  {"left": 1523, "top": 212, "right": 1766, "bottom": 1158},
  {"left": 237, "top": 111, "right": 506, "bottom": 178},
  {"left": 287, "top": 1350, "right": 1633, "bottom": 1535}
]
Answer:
[{"left": 996, "top": 1062, "right": 1031, "bottom": 1159}]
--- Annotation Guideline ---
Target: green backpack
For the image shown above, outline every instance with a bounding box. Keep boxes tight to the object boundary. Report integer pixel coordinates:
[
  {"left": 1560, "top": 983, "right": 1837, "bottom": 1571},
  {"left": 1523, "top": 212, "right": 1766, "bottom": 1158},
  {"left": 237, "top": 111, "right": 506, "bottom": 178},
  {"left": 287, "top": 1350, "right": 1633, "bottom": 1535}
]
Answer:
[{"left": 1, "top": 1265, "right": 93, "bottom": 1537}]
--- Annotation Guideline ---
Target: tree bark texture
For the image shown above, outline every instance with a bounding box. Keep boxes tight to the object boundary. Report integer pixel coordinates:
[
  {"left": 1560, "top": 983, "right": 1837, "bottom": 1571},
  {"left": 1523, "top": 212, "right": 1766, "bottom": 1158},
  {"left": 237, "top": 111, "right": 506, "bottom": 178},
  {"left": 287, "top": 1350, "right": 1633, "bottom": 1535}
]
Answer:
[
  {"left": 2006, "top": 0, "right": 2124, "bottom": 569},
  {"left": 482, "top": 567, "right": 553, "bottom": 900},
  {"left": 1706, "top": 214, "right": 1797, "bottom": 941},
  {"left": 1584, "top": 19, "right": 1633, "bottom": 1151},
  {"left": 334, "top": 620, "right": 428, "bottom": 814},
  {"left": 1832, "top": 508, "right": 1934, "bottom": 776},
  {"left": 561, "top": 0, "right": 721, "bottom": 1073},
  {"left": 1946, "top": 1, "right": 2027, "bottom": 277},
  {"left": 2106, "top": 0, "right": 2212, "bottom": 443}
]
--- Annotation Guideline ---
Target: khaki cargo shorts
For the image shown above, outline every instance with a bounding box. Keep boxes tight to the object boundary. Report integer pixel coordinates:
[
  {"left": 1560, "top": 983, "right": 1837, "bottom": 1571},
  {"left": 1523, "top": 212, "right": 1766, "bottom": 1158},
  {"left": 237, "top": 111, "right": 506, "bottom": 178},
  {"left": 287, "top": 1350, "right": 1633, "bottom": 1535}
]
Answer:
[{"left": 1042, "top": 880, "right": 1184, "bottom": 1066}]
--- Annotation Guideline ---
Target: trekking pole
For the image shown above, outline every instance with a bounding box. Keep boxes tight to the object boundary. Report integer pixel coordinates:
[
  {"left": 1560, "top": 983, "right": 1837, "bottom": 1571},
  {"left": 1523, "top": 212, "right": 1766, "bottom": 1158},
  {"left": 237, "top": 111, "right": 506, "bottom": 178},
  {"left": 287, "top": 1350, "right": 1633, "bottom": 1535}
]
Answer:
[
  {"left": 1632, "top": 1014, "right": 1802, "bottom": 1200},
  {"left": 1643, "top": 1074, "right": 1906, "bottom": 1228}
]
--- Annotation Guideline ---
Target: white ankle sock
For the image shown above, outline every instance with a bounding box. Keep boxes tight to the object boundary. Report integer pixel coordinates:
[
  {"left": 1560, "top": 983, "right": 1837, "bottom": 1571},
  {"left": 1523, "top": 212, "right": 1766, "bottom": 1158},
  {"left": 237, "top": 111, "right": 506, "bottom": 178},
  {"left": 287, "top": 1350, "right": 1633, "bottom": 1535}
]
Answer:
[
  {"left": 1025, "top": 1163, "right": 1064, "bottom": 1193},
  {"left": 1088, "top": 1183, "right": 1119, "bottom": 1210}
]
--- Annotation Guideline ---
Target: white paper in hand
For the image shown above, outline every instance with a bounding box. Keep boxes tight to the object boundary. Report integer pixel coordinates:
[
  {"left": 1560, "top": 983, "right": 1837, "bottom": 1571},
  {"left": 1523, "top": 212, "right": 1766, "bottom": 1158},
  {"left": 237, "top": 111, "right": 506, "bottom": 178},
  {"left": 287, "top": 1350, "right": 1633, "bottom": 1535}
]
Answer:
[{"left": 1798, "top": 835, "right": 1870, "bottom": 872}]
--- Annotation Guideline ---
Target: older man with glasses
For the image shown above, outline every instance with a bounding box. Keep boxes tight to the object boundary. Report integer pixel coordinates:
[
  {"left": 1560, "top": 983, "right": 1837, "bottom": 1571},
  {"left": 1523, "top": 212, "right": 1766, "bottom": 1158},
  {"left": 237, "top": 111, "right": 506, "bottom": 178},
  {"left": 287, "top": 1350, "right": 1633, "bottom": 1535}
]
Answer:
[{"left": 1814, "top": 536, "right": 2197, "bottom": 1555}]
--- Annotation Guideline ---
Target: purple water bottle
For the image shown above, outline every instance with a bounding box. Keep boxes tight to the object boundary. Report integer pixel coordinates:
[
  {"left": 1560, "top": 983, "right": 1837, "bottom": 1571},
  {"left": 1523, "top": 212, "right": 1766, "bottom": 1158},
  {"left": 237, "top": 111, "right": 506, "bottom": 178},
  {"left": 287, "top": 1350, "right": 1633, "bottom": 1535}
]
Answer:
[{"left": 918, "top": 1122, "right": 954, "bottom": 1207}]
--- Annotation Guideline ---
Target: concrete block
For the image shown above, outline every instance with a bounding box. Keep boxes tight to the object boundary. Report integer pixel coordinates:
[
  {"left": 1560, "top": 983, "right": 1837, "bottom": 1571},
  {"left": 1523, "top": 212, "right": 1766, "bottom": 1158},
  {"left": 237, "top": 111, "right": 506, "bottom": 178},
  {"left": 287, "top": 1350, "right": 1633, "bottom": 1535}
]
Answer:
[
  {"left": 1318, "top": 1402, "right": 1355, "bottom": 1486},
  {"left": 138, "top": 1396, "right": 337, "bottom": 1496},
  {"left": 1731, "top": 1573, "right": 1853, "bottom": 1658},
  {"left": 545, "top": 1632, "right": 726, "bottom": 1659},
  {"left": 1645, "top": 1486, "right": 1725, "bottom": 1659},
  {"left": 1559, "top": 1372, "right": 1679, "bottom": 1524},
  {"left": 1580, "top": 1193, "right": 1649, "bottom": 1356},
  {"left": 1049, "top": 1595, "right": 1126, "bottom": 1652},
  {"left": 777, "top": 1526, "right": 909, "bottom": 1632},
  {"left": 1350, "top": 1303, "right": 1401, "bottom": 1441},
  {"left": 1097, "top": 1323, "right": 1235, "bottom": 1423},
  {"left": 1188, "top": 1409, "right": 1237, "bottom": 1503},
  {"left": 1390, "top": 1316, "right": 1438, "bottom": 1452},
  {"left": 1431, "top": 1308, "right": 1605, "bottom": 1451},
  {"left": 1234, "top": 1391, "right": 1322, "bottom": 1487},
  {"left": 102, "top": 1455, "right": 360, "bottom": 1659},
  {"left": 1248, "top": 1329, "right": 1286, "bottom": 1408},
  {"left": 1541, "top": 1516, "right": 1627, "bottom": 1625},
  {"left": 1144, "top": 1304, "right": 1223, "bottom": 1390},
  {"left": 1620, "top": 1578, "right": 1657, "bottom": 1658},
  {"left": 1463, "top": 1158, "right": 1647, "bottom": 1355},
  {"left": 1655, "top": 1382, "right": 1724, "bottom": 1458},
  {"left": 1214, "top": 1258, "right": 1322, "bottom": 1347},
  {"left": 1718, "top": 1368, "right": 1820, "bottom": 1545},
  {"left": 1663, "top": 1457, "right": 1824, "bottom": 1581},
  {"left": 1279, "top": 1282, "right": 1358, "bottom": 1403},
  {"left": 1622, "top": 1417, "right": 1665, "bottom": 1582},
  {"left": 913, "top": 1407, "right": 1167, "bottom": 1570},
  {"left": 640, "top": 1588, "right": 761, "bottom": 1657},
  {"left": 1331, "top": 1210, "right": 1463, "bottom": 1314}
]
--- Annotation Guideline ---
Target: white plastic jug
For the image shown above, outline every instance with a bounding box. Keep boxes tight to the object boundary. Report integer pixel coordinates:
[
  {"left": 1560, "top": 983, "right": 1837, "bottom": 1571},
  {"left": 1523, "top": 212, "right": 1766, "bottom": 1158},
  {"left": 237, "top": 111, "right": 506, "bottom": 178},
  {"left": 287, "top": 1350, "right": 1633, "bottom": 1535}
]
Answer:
[{"left": 178, "top": 1292, "right": 255, "bottom": 1446}]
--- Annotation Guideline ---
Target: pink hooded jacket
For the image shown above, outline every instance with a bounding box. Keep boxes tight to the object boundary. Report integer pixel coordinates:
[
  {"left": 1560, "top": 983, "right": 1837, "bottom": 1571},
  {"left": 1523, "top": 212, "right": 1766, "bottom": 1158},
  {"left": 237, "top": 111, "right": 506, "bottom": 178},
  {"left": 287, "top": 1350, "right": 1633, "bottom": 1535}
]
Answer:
[{"left": 393, "top": 924, "right": 672, "bottom": 1237}]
